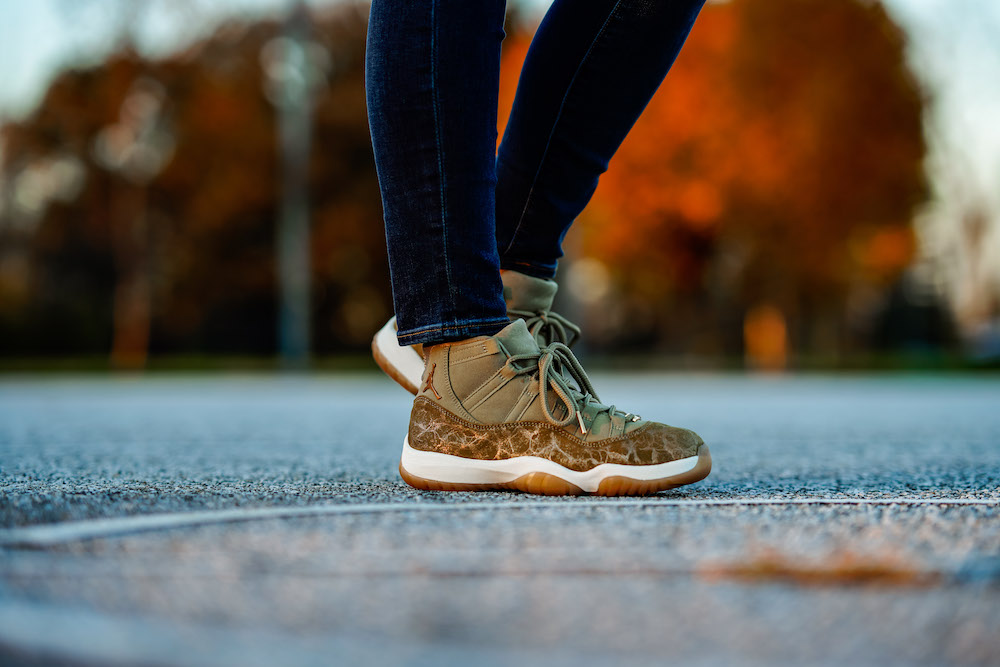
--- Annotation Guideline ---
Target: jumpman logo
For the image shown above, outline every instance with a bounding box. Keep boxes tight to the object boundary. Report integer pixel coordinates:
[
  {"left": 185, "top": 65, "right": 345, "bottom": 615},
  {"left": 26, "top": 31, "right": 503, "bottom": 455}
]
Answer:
[{"left": 423, "top": 362, "right": 442, "bottom": 399}]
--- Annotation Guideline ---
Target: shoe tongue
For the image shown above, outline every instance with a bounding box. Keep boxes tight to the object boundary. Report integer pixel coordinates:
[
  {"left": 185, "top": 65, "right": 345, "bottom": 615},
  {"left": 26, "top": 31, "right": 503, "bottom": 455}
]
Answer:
[
  {"left": 501, "top": 271, "right": 558, "bottom": 313},
  {"left": 493, "top": 318, "right": 540, "bottom": 357}
]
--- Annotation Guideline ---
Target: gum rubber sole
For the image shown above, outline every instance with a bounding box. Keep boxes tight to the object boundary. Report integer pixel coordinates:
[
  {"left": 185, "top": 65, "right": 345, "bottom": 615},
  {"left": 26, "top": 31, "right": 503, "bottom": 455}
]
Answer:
[{"left": 399, "top": 445, "right": 712, "bottom": 496}]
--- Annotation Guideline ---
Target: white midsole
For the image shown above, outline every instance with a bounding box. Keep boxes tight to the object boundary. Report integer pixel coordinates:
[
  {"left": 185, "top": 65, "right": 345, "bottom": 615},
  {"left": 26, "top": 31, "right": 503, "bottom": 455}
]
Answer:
[
  {"left": 373, "top": 317, "right": 425, "bottom": 390},
  {"left": 400, "top": 436, "right": 699, "bottom": 493}
]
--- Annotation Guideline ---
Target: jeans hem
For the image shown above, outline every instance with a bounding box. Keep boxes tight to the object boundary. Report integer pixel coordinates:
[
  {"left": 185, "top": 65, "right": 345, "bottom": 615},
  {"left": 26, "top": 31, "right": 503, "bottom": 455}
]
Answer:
[
  {"left": 396, "top": 317, "right": 511, "bottom": 346},
  {"left": 500, "top": 258, "right": 558, "bottom": 280}
]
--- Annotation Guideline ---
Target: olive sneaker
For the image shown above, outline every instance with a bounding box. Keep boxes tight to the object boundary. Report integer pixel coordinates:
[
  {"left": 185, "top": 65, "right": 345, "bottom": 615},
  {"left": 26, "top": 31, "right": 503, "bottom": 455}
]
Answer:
[
  {"left": 372, "top": 270, "right": 580, "bottom": 394},
  {"left": 399, "top": 319, "right": 711, "bottom": 495}
]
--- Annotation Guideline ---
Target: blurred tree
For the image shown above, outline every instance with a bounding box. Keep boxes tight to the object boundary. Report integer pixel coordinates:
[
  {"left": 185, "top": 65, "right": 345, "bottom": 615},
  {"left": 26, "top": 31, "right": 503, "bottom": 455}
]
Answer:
[
  {"left": 499, "top": 0, "right": 928, "bottom": 362},
  {"left": 0, "top": 5, "right": 385, "bottom": 359}
]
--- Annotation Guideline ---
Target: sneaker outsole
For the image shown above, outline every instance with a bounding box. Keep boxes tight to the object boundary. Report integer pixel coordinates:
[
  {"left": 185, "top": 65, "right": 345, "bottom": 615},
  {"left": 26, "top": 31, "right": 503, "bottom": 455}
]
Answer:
[{"left": 399, "top": 443, "right": 712, "bottom": 496}]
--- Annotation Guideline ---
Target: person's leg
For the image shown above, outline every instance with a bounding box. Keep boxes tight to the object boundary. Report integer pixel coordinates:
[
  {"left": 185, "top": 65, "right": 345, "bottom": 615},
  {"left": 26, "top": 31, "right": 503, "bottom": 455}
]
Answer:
[
  {"left": 366, "top": 1, "right": 712, "bottom": 496},
  {"left": 495, "top": 0, "right": 706, "bottom": 278},
  {"left": 366, "top": 0, "right": 509, "bottom": 346}
]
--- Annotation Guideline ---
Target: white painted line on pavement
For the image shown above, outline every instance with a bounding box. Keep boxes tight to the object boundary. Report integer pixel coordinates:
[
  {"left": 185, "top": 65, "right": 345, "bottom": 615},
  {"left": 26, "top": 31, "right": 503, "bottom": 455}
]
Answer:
[{"left": 1, "top": 497, "right": 996, "bottom": 548}]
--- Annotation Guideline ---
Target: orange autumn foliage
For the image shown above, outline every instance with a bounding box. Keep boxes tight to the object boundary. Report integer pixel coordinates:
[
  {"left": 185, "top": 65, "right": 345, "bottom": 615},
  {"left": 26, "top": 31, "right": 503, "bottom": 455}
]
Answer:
[{"left": 499, "top": 0, "right": 926, "bottom": 355}]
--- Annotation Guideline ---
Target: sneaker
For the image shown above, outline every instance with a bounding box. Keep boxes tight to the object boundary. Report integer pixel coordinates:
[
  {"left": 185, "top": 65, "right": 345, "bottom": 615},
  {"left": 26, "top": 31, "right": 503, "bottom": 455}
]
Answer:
[
  {"left": 399, "top": 319, "right": 711, "bottom": 495},
  {"left": 372, "top": 270, "right": 580, "bottom": 395}
]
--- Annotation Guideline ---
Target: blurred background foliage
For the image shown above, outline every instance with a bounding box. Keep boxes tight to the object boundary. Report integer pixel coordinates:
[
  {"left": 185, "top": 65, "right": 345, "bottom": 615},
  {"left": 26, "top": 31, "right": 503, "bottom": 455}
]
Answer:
[{"left": 0, "top": 0, "right": 994, "bottom": 370}]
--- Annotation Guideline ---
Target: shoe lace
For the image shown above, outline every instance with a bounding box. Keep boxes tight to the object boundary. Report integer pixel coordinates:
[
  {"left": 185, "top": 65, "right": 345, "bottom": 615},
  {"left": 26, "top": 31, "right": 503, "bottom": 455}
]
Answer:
[
  {"left": 508, "top": 308, "right": 581, "bottom": 348},
  {"left": 506, "top": 342, "right": 639, "bottom": 435}
]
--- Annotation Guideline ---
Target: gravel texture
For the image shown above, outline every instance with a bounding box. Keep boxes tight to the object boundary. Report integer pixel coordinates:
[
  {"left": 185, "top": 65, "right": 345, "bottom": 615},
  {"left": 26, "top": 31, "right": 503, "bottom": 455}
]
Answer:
[{"left": 1, "top": 373, "right": 999, "bottom": 666}]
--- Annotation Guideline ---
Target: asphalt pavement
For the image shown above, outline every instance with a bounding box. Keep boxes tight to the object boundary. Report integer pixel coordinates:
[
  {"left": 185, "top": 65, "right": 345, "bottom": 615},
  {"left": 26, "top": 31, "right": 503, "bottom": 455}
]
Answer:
[{"left": 1, "top": 373, "right": 998, "bottom": 666}]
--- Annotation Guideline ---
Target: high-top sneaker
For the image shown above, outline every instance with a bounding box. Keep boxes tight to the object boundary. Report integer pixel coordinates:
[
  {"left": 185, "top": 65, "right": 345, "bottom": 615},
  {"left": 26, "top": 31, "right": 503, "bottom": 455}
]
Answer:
[{"left": 398, "top": 319, "right": 711, "bottom": 496}]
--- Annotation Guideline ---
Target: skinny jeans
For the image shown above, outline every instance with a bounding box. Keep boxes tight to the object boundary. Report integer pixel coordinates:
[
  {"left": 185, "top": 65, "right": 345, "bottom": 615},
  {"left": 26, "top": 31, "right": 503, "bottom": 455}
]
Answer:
[{"left": 366, "top": 0, "right": 705, "bottom": 345}]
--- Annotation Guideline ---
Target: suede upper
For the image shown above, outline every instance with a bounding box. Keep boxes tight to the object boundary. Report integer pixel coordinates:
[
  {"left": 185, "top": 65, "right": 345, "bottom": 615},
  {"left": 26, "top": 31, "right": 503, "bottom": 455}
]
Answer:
[
  {"left": 501, "top": 270, "right": 559, "bottom": 313},
  {"left": 409, "top": 319, "right": 704, "bottom": 469}
]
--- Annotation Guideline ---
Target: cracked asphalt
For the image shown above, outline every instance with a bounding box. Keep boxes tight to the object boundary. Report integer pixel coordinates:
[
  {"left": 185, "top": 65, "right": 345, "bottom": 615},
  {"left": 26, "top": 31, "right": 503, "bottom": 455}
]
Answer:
[{"left": 1, "top": 373, "right": 999, "bottom": 666}]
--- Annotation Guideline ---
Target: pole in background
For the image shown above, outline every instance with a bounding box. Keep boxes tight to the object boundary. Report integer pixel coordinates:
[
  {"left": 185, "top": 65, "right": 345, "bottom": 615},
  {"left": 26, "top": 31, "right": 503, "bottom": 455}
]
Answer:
[{"left": 265, "top": 1, "right": 313, "bottom": 369}]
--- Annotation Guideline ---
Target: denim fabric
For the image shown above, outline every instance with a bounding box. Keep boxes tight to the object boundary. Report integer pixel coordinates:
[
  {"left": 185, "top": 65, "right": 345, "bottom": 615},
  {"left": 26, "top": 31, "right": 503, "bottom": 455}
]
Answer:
[
  {"left": 366, "top": 0, "right": 510, "bottom": 346},
  {"left": 366, "top": 0, "right": 705, "bottom": 345},
  {"left": 496, "top": 0, "right": 706, "bottom": 279}
]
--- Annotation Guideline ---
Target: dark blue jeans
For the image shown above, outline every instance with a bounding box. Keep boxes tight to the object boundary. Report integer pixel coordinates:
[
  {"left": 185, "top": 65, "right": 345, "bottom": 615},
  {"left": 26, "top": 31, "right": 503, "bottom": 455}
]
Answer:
[{"left": 366, "top": 0, "right": 705, "bottom": 345}]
